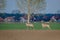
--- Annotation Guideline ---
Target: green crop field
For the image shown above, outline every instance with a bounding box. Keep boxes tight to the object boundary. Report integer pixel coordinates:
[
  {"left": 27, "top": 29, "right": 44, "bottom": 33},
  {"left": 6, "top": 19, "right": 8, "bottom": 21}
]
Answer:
[{"left": 0, "top": 22, "right": 60, "bottom": 30}]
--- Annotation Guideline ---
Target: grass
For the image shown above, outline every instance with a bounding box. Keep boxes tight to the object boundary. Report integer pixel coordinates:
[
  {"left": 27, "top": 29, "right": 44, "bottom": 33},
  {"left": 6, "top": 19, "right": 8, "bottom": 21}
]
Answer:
[{"left": 0, "top": 22, "right": 60, "bottom": 30}]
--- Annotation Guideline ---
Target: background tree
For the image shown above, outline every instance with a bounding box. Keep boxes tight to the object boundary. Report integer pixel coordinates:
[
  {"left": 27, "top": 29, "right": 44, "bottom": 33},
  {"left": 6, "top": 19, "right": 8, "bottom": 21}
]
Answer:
[
  {"left": 0, "top": 0, "right": 5, "bottom": 13},
  {"left": 16, "top": 0, "right": 46, "bottom": 23}
]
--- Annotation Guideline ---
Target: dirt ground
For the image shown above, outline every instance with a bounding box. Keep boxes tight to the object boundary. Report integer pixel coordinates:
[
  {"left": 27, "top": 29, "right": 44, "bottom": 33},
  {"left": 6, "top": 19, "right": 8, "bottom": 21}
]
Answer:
[{"left": 0, "top": 30, "right": 60, "bottom": 40}]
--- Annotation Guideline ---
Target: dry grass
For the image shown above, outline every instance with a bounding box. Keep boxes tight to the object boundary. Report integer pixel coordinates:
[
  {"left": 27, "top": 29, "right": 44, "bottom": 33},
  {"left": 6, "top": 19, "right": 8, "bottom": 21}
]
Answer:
[{"left": 0, "top": 30, "right": 60, "bottom": 40}]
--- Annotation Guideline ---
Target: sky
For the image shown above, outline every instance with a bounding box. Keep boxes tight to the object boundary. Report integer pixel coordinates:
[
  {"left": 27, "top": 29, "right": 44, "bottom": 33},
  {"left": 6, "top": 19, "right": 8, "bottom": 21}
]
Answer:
[{"left": 4, "top": 0, "right": 60, "bottom": 13}]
